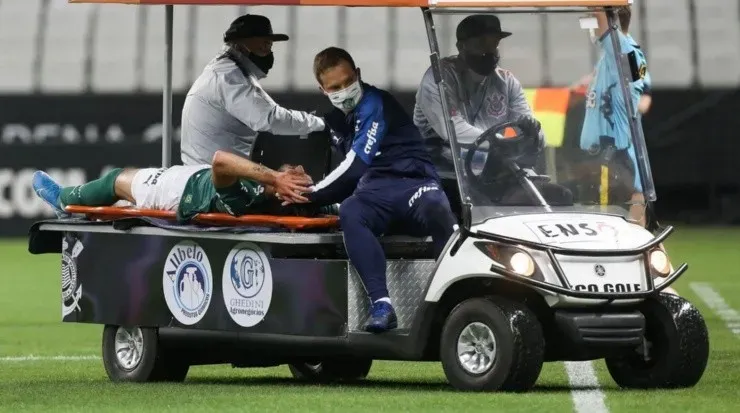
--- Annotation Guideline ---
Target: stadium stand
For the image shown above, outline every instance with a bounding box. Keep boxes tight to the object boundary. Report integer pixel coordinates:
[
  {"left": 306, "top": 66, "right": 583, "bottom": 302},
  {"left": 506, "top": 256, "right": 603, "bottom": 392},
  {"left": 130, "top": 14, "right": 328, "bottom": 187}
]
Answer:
[
  {"left": 644, "top": 0, "right": 694, "bottom": 87},
  {"left": 390, "top": 8, "right": 429, "bottom": 90},
  {"left": 293, "top": 7, "right": 340, "bottom": 90},
  {"left": 40, "top": 1, "right": 93, "bottom": 92},
  {"left": 345, "top": 7, "right": 391, "bottom": 89},
  {"left": 0, "top": 0, "right": 42, "bottom": 92},
  {"left": 142, "top": 5, "right": 193, "bottom": 92},
  {"left": 544, "top": 13, "right": 592, "bottom": 88},
  {"left": 90, "top": 4, "right": 139, "bottom": 92},
  {"left": 0, "top": 1, "right": 735, "bottom": 92},
  {"left": 695, "top": 0, "right": 740, "bottom": 87}
]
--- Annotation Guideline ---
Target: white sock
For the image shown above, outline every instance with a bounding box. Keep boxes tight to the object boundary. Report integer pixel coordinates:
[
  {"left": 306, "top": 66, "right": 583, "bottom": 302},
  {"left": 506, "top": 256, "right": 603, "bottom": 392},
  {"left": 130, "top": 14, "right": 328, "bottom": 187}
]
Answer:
[{"left": 374, "top": 297, "right": 391, "bottom": 305}]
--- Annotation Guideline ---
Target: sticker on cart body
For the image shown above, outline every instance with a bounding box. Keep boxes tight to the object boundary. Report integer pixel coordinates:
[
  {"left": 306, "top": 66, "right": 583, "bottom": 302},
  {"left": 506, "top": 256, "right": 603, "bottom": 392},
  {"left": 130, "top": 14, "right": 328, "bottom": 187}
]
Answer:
[
  {"left": 162, "top": 240, "right": 213, "bottom": 326},
  {"left": 61, "top": 236, "right": 84, "bottom": 318},
  {"left": 524, "top": 219, "right": 620, "bottom": 244},
  {"left": 222, "top": 242, "right": 273, "bottom": 328}
]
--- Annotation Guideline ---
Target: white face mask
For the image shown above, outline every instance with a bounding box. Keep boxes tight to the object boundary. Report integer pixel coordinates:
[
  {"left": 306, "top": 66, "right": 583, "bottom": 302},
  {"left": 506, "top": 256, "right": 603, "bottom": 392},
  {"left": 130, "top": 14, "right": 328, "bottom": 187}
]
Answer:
[{"left": 326, "top": 80, "right": 362, "bottom": 112}]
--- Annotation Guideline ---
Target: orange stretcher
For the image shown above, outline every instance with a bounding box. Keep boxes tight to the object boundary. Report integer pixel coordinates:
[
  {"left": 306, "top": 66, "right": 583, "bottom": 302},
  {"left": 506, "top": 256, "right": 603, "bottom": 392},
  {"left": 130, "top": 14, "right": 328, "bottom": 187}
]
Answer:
[{"left": 64, "top": 205, "right": 340, "bottom": 230}]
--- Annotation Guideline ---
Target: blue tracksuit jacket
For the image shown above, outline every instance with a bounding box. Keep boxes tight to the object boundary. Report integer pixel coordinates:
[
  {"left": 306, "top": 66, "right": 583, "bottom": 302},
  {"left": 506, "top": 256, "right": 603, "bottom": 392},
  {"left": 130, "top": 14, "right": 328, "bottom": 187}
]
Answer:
[{"left": 307, "top": 82, "right": 440, "bottom": 205}]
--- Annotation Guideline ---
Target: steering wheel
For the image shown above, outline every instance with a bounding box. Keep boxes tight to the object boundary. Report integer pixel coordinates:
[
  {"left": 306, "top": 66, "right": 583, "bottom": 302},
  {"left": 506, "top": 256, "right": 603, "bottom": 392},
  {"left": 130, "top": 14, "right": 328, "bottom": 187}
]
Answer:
[{"left": 462, "top": 119, "right": 541, "bottom": 194}]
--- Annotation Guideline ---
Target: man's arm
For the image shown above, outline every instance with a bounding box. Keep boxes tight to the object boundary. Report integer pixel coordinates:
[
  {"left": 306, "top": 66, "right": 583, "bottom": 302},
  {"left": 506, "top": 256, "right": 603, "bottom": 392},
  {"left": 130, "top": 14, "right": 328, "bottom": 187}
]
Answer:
[
  {"left": 417, "top": 65, "right": 485, "bottom": 145},
  {"left": 220, "top": 70, "right": 325, "bottom": 135},
  {"left": 638, "top": 71, "right": 652, "bottom": 114},
  {"left": 211, "top": 150, "right": 311, "bottom": 203},
  {"left": 593, "top": 11, "right": 610, "bottom": 38},
  {"left": 304, "top": 93, "right": 388, "bottom": 206}
]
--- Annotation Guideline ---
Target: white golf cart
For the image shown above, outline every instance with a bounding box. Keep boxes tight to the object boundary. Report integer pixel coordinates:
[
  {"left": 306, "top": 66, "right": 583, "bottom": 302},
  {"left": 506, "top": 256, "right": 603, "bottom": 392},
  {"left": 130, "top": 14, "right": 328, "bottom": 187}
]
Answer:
[{"left": 28, "top": 0, "right": 709, "bottom": 392}]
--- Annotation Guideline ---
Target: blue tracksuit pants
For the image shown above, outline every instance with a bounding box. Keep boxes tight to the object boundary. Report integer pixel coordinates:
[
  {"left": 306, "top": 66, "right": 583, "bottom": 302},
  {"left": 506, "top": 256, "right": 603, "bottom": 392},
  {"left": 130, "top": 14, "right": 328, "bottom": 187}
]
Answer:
[{"left": 339, "top": 176, "right": 458, "bottom": 302}]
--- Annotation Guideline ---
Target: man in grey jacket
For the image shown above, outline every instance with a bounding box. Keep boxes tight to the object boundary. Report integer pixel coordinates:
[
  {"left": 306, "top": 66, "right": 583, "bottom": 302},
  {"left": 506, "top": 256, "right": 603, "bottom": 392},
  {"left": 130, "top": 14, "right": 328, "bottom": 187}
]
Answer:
[
  {"left": 413, "top": 14, "right": 545, "bottom": 212},
  {"left": 180, "top": 14, "right": 326, "bottom": 166}
]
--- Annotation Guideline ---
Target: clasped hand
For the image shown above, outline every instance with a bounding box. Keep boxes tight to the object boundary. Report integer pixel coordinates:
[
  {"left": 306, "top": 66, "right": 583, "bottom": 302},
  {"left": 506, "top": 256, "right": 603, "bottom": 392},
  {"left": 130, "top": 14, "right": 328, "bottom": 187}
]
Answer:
[{"left": 273, "top": 165, "right": 313, "bottom": 205}]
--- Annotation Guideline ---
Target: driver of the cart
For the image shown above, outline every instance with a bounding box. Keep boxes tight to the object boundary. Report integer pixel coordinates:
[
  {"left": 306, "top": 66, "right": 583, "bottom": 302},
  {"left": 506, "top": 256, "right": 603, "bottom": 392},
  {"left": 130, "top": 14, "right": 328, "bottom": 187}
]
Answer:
[
  {"left": 30, "top": 151, "right": 330, "bottom": 223},
  {"left": 413, "top": 14, "right": 546, "bottom": 204}
]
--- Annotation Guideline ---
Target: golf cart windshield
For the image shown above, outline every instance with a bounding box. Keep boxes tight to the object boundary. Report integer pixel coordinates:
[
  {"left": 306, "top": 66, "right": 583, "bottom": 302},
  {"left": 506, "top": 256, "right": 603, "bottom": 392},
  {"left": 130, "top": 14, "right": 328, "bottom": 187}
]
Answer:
[{"left": 422, "top": 7, "right": 655, "bottom": 225}]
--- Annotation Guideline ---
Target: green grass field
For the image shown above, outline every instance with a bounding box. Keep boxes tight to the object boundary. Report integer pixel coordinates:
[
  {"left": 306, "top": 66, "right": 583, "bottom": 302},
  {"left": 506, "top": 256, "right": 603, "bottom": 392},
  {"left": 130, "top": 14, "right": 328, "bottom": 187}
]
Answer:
[{"left": 0, "top": 226, "right": 739, "bottom": 412}]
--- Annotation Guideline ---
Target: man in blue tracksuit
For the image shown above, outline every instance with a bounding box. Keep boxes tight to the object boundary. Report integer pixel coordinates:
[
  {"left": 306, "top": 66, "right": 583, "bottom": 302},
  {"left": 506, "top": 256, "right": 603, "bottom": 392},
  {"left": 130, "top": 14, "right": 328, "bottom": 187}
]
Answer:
[{"left": 285, "top": 47, "right": 458, "bottom": 333}]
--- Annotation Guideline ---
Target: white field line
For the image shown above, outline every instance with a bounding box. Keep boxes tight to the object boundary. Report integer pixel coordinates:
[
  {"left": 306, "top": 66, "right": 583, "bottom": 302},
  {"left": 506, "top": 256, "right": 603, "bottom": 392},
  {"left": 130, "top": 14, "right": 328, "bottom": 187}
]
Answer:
[
  {"left": 690, "top": 282, "right": 740, "bottom": 337},
  {"left": 0, "top": 355, "right": 100, "bottom": 362},
  {"left": 564, "top": 361, "right": 609, "bottom": 413}
]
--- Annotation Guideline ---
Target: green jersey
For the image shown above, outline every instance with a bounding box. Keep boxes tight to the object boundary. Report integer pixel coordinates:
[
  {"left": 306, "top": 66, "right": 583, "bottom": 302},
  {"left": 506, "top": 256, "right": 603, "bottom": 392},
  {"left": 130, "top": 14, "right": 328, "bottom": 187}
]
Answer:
[{"left": 177, "top": 168, "right": 270, "bottom": 223}]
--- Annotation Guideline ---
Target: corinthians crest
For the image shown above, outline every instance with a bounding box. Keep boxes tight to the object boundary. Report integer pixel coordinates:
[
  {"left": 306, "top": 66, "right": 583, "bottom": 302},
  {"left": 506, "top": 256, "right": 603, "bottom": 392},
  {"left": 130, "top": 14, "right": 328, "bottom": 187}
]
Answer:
[{"left": 61, "top": 237, "right": 84, "bottom": 317}]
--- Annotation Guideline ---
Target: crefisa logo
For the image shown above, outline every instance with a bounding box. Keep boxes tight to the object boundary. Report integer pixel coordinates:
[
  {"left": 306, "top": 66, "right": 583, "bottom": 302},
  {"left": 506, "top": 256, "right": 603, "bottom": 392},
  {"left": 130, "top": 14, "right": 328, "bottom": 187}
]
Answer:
[
  {"left": 162, "top": 240, "right": 213, "bottom": 326},
  {"left": 222, "top": 242, "right": 273, "bottom": 328},
  {"left": 61, "top": 236, "right": 84, "bottom": 317}
]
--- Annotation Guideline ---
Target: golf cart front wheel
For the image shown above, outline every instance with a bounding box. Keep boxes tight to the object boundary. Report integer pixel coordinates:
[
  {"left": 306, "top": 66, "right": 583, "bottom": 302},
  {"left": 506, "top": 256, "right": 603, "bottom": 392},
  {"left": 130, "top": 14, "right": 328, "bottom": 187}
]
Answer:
[
  {"left": 102, "top": 325, "right": 190, "bottom": 383},
  {"left": 288, "top": 358, "right": 373, "bottom": 383},
  {"left": 605, "top": 293, "right": 709, "bottom": 389},
  {"left": 440, "top": 296, "right": 545, "bottom": 392}
]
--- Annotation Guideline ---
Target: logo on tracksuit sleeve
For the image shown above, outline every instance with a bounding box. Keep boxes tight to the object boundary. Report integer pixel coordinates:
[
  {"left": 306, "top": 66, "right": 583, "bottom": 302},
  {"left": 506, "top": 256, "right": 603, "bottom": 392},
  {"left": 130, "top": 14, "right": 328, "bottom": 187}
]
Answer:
[{"left": 364, "top": 121, "right": 379, "bottom": 155}]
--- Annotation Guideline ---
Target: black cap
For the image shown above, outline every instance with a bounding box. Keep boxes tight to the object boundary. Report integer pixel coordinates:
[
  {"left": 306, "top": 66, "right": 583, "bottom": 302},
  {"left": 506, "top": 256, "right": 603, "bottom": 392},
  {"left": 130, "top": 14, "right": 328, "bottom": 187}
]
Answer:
[
  {"left": 223, "top": 14, "right": 289, "bottom": 43},
  {"left": 456, "top": 15, "right": 512, "bottom": 42}
]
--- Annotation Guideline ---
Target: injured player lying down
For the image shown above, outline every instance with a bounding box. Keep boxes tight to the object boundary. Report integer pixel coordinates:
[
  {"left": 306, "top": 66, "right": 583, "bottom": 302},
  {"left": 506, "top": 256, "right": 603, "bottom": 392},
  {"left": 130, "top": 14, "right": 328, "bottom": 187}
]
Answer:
[{"left": 31, "top": 150, "right": 318, "bottom": 222}]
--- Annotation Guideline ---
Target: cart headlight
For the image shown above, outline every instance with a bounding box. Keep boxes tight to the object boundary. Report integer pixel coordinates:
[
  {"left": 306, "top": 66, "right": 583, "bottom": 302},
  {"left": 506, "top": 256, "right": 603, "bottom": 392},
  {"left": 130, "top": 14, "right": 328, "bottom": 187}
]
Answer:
[
  {"left": 474, "top": 241, "right": 538, "bottom": 277},
  {"left": 510, "top": 252, "right": 536, "bottom": 277},
  {"left": 649, "top": 249, "right": 671, "bottom": 276}
]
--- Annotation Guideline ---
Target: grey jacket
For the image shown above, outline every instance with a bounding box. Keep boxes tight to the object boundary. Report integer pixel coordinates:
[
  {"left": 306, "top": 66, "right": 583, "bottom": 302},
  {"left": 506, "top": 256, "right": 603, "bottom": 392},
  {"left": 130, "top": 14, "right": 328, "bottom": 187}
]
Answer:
[
  {"left": 413, "top": 55, "right": 544, "bottom": 176},
  {"left": 180, "top": 46, "right": 325, "bottom": 165}
]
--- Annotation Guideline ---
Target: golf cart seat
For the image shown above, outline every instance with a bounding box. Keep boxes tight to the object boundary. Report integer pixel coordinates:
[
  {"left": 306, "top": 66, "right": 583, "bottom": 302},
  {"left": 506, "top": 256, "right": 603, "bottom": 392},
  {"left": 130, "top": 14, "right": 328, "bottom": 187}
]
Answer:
[{"left": 250, "top": 129, "right": 337, "bottom": 184}]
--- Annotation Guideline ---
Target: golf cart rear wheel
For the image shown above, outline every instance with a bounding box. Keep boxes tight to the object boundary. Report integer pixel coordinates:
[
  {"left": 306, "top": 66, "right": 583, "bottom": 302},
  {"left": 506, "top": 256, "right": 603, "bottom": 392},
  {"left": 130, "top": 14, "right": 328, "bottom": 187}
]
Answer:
[
  {"left": 288, "top": 358, "right": 373, "bottom": 383},
  {"left": 102, "top": 325, "right": 190, "bottom": 383},
  {"left": 440, "top": 296, "right": 545, "bottom": 392},
  {"left": 605, "top": 293, "right": 709, "bottom": 389}
]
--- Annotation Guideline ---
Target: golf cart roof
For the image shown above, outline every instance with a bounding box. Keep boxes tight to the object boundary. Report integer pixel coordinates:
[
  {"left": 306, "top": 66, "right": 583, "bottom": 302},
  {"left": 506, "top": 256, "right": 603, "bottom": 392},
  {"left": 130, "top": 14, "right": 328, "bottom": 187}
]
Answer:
[{"left": 68, "top": 0, "right": 632, "bottom": 7}]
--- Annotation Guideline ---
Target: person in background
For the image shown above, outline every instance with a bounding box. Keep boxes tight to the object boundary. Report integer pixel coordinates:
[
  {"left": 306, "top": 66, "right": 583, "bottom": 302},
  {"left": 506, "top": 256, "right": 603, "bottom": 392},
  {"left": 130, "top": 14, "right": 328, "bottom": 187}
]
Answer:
[{"left": 574, "top": 6, "right": 651, "bottom": 226}]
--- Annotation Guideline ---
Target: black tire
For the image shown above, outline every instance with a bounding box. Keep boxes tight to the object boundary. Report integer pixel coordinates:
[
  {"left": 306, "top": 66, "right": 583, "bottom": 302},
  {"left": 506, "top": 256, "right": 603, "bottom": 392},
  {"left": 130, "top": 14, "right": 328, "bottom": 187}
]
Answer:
[
  {"left": 605, "top": 293, "right": 709, "bottom": 389},
  {"left": 439, "top": 296, "right": 545, "bottom": 392},
  {"left": 102, "top": 325, "right": 190, "bottom": 383},
  {"left": 288, "top": 358, "right": 373, "bottom": 383}
]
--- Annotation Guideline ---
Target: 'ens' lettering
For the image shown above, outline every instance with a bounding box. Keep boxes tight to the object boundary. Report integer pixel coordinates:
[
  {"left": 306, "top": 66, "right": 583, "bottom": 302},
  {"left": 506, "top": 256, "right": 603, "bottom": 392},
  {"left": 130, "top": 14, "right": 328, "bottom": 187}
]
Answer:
[{"left": 536, "top": 223, "right": 598, "bottom": 238}]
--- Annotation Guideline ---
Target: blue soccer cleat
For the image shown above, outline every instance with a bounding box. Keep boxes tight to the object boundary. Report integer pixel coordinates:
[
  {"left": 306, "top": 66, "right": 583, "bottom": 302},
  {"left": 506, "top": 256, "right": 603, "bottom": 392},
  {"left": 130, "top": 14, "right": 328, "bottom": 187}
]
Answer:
[
  {"left": 364, "top": 301, "right": 398, "bottom": 333},
  {"left": 32, "top": 171, "right": 68, "bottom": 218}
]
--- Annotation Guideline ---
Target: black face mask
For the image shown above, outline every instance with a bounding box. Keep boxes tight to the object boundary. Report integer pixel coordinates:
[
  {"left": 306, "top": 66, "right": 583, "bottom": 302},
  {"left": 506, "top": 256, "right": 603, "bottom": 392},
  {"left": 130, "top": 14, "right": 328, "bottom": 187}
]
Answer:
[
  {"left": 248, "top": 52, "right": 274, "bottom": 75},
  {"left": 463, "top": 50, "right": 500, "bottom": 76}
]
